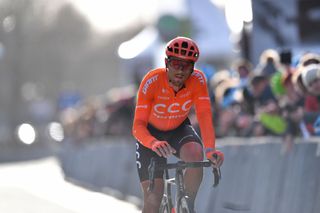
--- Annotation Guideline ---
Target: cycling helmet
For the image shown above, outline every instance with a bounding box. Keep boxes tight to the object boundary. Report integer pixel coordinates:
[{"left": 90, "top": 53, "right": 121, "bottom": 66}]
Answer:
[{"left": 165, "top": 36, "right": 200, "bottom": 62}]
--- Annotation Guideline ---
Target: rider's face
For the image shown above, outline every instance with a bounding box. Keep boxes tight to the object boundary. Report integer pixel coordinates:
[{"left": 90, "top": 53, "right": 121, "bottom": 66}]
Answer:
[{"left": 166, "top": 57, "right": 194, "bottom": 86}]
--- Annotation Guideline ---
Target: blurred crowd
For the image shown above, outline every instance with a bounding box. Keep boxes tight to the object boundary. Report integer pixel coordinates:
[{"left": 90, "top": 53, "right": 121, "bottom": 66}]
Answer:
[
  {"left": 57, "top": 48, "right": 320, "bottom": 151},
  {"left": 202, "top": 49, "right": 320, "bottom": 151}
]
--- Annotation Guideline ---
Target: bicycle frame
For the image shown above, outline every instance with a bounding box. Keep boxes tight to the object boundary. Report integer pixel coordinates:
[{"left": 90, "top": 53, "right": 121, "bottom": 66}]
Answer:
[
  {"left": 148, "top": 158, "right": 221, "bottom": 213},
  {"left": 163, "top": 165, "right": 188, "bottom": 213}
]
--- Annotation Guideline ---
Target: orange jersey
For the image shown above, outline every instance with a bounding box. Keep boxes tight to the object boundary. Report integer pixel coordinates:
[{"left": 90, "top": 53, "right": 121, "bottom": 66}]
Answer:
[{"left": 132, "top": 68, "right": 215, "bottom": 149}]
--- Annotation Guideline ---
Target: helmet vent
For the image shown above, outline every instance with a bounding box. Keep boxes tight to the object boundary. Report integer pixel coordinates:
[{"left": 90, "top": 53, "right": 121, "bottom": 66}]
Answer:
[{"left": 182, "top": 41, "right": 188, "bottom": 48}]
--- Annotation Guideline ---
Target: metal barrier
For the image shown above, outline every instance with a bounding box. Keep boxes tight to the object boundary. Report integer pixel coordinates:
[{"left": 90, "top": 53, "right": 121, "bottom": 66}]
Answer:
[{"left": 58, "top": 137, "right": 320, "bottom": 213}]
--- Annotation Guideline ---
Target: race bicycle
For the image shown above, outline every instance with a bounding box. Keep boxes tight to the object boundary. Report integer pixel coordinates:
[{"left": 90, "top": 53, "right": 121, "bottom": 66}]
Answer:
[{"left": 148, "top": 156, "right": 221, "bottom": 213}]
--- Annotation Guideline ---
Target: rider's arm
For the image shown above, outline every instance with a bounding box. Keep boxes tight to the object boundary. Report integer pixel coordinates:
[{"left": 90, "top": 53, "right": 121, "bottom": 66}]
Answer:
[
  {"left": 192, "top": 72, "right": 216, "bottom": 150},
  {"left": 132, "top": 72, "right": 158, "bottom": 149},
  {"left": 192, "top": 72, "right": 224, "bottom": 167}
]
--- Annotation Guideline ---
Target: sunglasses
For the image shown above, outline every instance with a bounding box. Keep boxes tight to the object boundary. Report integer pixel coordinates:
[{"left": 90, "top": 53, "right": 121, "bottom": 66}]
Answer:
[{"left": 167, "top": 58, "right": 194, "bottom": 71}]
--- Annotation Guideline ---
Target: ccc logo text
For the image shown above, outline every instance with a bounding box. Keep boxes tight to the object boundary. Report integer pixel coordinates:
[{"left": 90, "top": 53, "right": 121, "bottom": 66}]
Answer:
[{"left": 153, "top": 100, "right": 192, "bottom": 114}]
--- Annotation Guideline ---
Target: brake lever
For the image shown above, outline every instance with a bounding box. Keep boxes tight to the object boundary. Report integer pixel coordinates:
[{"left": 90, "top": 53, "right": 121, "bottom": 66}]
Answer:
[
  {"left": 213, "top": 167, "right": 221, "bottom": 187},
  {"left": 212, "top": 153, "right": 222, "bottom": 187}
]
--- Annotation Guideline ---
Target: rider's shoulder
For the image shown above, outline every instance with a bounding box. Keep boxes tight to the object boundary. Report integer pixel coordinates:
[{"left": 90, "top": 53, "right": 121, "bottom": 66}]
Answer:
[
  {"left": 190, "top": 69, "right": 207, "bottom": 85},
  {"left": 143, "top": 68, "right": 166, "bottom": 80},
  {"left": 139, "top": 68, "right": 165, "bottom": 94}
]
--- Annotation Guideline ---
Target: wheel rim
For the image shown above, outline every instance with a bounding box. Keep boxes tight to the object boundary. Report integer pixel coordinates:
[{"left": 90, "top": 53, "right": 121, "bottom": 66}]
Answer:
[{"left": 177, "top": 197, "right": 192, "bottom": 213}]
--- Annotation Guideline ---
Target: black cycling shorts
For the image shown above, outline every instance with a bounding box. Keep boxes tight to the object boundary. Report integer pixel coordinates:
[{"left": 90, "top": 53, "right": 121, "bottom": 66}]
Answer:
[{"left": 135, "top": 118, "right": 202, "bottom": 182}]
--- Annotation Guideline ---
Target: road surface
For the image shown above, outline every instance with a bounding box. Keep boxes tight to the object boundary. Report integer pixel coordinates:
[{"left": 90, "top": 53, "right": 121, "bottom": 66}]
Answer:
[{"left": 0, "top": 157, "right": 141, "bottom": 213}]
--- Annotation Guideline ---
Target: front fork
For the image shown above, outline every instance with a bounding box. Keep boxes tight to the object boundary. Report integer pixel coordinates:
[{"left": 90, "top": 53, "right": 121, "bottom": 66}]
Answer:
[{"left": 174, "top": 169, "right": 186, "bottom": 212}]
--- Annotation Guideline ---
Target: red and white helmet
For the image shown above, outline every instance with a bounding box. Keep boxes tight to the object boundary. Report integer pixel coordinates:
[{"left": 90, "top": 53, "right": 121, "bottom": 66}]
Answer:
[{"left": 165, "top": 36, "right": 200, "bottom": 62}]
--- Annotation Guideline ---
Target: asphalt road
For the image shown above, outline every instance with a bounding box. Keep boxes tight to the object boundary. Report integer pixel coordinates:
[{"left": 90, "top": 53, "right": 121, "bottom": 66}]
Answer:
[{"left": 0, "top": 157, "right": 141, "bottom": 213}]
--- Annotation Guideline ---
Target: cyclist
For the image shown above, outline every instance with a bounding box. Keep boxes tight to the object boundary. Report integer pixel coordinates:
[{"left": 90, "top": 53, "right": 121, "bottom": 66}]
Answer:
[{"left": 132, "top": 36, "right": 224, "bottom": 213}]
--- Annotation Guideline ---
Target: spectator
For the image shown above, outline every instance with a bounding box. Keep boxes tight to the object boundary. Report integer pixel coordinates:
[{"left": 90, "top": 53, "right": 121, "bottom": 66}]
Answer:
[
  {"left": 301, "top": 64, "right": 320, "bottom": 96},
  {"left": 231, "top": 58, "right": 253, "bottom": 87},
  {"left": 301, "top": 64, "right": 320, "bottom": 135},
  {"left": 242, "top": 74, "right": 283, "bottom": 136},
  {"left": 214, "top": 77, "right": 242, "bottom": 137},
  {"left": 255, "top": 48, "right": 281, "bottom": 77},
  {"left": 208, "top": 69, "right": 236, "bottom": 136},
  {"left": 278, "top": 72, "right": 305, "bottom": 152}
]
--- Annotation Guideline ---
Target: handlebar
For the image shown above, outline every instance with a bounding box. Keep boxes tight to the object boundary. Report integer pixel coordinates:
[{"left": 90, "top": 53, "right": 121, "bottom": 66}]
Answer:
[{"left": 148, "top": 157, "right": 222, "bottom": 192}]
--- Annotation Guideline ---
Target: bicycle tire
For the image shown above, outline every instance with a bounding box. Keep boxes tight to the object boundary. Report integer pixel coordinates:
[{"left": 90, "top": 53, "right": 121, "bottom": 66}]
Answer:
[{"left": 177, "top": 196, "right": 193, "bottom": 213}]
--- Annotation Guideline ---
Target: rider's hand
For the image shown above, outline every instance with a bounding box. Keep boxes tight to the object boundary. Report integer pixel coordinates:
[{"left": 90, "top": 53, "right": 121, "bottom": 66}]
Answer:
[
  {"left": 151, "top": 140, "right": 176, "bottom": 158},
  {"left": 205, "top": 148, "right": 224, "bottom": 168}
]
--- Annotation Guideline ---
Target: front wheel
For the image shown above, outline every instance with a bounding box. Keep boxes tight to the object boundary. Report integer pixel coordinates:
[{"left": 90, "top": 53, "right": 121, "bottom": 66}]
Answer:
[
  {"left": 177, "top": 196, "right": 193, "bottom": 213},
  {"left": 159, "top": 196, "right": 172, "bottom": 213}
]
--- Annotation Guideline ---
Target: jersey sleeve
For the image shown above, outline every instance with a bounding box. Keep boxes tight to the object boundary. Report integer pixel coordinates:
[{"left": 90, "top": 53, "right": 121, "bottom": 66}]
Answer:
[
  {"left": 192, "top": 71, "right": 216, "bottom": 149},
  {"left": 132, "top": 72, "right": 158, "bottom": 149}
]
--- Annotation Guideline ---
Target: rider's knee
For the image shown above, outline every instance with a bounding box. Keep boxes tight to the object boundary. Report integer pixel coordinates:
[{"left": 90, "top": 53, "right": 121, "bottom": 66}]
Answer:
[{"left": 180, "top": 142, "right": 203, "bottom": 162}]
